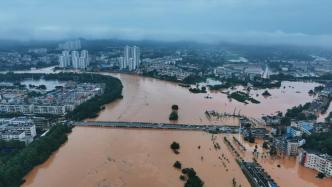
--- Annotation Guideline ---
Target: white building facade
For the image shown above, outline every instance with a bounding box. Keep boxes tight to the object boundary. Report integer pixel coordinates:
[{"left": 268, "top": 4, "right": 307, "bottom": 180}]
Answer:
[
  {"left": 301, "top": 152, "right": 332, "bottom": 176},
  {"left": 122, "top": 45, "right": 141, "bottom": 71},
  {"left": 59, "top": 50, "right": 89, "bottom": 70}
]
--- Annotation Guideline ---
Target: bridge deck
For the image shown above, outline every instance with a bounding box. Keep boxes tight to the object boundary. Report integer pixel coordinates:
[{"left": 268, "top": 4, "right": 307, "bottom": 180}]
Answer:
[{"left": 74, "top": 121, "right": 242, "bottom": 133}]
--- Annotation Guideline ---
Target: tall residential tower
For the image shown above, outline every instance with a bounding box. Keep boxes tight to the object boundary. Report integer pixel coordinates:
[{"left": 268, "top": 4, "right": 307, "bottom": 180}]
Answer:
[{"left": 122, "top": 45, "right": 140, "bottom": 71}]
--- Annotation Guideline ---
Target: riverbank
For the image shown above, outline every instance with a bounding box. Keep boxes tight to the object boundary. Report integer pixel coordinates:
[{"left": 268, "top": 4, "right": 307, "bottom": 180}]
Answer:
[{"left": 0, "top": 125, "right": 72, "bottom": 187}]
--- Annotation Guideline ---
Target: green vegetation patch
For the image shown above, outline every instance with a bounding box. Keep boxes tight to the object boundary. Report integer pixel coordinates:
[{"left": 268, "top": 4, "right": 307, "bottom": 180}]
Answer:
[
  {"left": 228, "top": 91, "right": 260, "bottom": 104},
  {"left": 304, "top": 127, "right": 332, "bottom": 155}
]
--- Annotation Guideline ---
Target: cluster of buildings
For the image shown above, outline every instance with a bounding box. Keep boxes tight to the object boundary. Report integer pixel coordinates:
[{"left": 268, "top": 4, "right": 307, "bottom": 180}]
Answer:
[
  {"left": 119, "top": 46, "right": 141, "bottom": 71},
  {"left": 140, "top": 56, "right": 194, "bottom": 80},
  {"left": 0, "top": 117, "right": 37, "bottom": 144},
  {"left": 272, "top": 137, "right": 305, "bottom": 157},
  {"left": 0, "top": 82, "right": 104, "bottom": 115},
  {"left": 269, "top": 57, "right": 332, "bottom": 78},
  {"left": 259, "top": 83, "right": 332, "bottom": 177},
  {"left": 91, "top": 45, "right": 142, "bottom": 72},
  {"left": 59, "top": 50, "right": 90, "bottom": 69},
  {"left": 0, "top": 50, "right": 58, "bottom": 71},
  {"left": 261, "top": 84, "right": 332, "bottom": 177},
  {"left": 213, "top": 63, "right": 270, "bottom": 81}
]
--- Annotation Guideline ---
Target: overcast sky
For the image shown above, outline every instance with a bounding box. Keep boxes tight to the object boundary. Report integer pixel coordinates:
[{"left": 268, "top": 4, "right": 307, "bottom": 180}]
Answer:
[{"left": 0, "top": 0, "right": 331, "bottom": 46}]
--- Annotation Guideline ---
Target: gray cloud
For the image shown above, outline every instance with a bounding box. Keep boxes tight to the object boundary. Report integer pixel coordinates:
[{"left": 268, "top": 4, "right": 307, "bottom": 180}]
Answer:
[{"left": 0, "top": 0, "right": 331, "bottom": 46}]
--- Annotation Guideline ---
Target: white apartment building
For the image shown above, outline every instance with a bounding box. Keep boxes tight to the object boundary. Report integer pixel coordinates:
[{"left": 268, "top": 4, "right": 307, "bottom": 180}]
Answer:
[
  {"left": 302, "top": 152, "right": 332, "bottom": 176},
  {"left": 5, "top": 117, "right": 37, "bottom": 138},
  {"left": 287, "top": 140, "right": 299, "bottom": 156},
  {"left": 0, "top": 104, "right": 66, "bottom": 115},
  {"left": 59, "top": 50, "right": 71, "bottom": 68},
  {"left": 0, "top": 104, "right": 33, "bottom": 113},
  {"left": 81, "top": 50, "right": 89, "bottom": 67},
  {"left": 122, "top": 45, "right": 140, "bottom": 71},
  {"left": 71, "top": 51, "right": 80, "bottom": 69},
  {"left": 59, "top": 50, "right": 89, "bottom": 69},
  {"left": 1, "top": 130, "right": 26, "bottom": 142}
]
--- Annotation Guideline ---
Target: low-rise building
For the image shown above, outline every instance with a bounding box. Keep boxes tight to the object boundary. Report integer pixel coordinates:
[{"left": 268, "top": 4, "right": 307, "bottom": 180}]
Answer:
[
  {"left": 262, "top": 115, "right": 282, "bottom": 126},
  {"left": 0, "top": 117, "right": 37, "bottom": 143},
  {"left": 287, "top": 126, "right": 303, "bottom": 138},
  {"left": 291, "top": 121, "right": 314, "bottom": 135},
  {"left": 0, "top": 130, "right": 26, "bottom": 142}
]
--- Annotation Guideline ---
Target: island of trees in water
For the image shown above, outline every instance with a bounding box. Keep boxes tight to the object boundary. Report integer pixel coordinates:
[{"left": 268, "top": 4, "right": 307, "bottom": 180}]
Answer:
[
  {"left": 169, "top": 105, "right": 179, "bottom": 121},
  {"left": 228, "top": 91, "right": 260, "bottom": 104}
]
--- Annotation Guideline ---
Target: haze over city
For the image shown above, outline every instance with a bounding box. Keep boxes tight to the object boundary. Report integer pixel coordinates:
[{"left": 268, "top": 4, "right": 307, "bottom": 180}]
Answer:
[{"left": 1, "top": 0, "right": 332, "bottom": 47}]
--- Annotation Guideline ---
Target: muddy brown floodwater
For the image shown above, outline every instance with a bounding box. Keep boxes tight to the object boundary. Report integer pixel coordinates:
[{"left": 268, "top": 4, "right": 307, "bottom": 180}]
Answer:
[
  {"left": 91, "top": 73, "right": 319, "bottom": 125},
  {"left": 234, "top": 135, "right": 332, "bottom": 187},
  {"left": 23, "top": 128, "right": 250, "bottom": 187},
  {"left": 23, "top": 72, "right": 332, "bottom": 187}
]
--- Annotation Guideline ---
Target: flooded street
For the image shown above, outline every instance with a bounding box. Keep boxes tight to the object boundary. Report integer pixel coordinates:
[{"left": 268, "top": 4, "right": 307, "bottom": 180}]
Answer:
[
  {"left": 235, "top": 136, "right": 332, "bottom": 187},
  {"left": 17, "top": 69, "right": 331, "bottom": 187}
]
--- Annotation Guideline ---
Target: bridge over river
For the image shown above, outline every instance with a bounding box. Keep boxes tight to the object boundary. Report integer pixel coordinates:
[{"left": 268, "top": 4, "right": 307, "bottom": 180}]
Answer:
[
  {"left": 74, "top": 121, "right": 267, "bottom": 135},
  {"left": 75, "top": 121, "right": 240, "bottom": 133}
]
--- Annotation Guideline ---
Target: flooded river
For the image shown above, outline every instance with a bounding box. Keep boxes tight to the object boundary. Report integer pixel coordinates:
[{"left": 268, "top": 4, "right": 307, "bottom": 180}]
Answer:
[
  {"left": 23, "top": 128, "right": 250, "bottom": 187},
  {"left": 15, "top": 68, "right": 331, "bottom": 187},
  {"left": 90, "top": 73, "right": 319, "bottom": 125}
]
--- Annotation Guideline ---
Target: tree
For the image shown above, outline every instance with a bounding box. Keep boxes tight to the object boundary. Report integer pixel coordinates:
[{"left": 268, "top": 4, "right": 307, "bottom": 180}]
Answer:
[
  {"left": 169, "top": 111, "right": 179, "bottom": 120},
  {"left": 37, "top": 84, "right": 47, "bottom": 90},
  {"left": 180, "top": 175, "right": 186, "bottom": 181},
  {"left": 317, "top": 172, "right": 325, "bottom": 179},
  {"left": 308, "top": 90, "right": 314, "bottom": 95},
  {"left": 182, "top": 168, "right": 204, "bottom": 187},
  {"left": 171, "top": 142, "right": 180, "bottom": 150},
  {"left": 172, "top": 105, "right": 179, "bottom": 110},
  {"left": 262, "top": 90, "right": 271, "bottom": 96},
  {"left": 173, "top": 161, "right": 182, "bottom": 169},
  {"left": 232, "top": 178, "right": 236, "bottom": 187}
]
